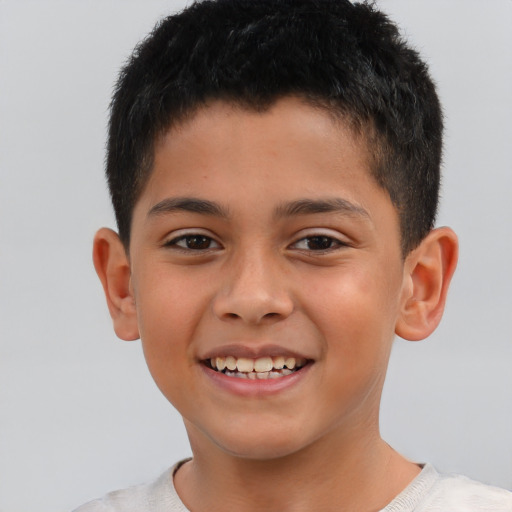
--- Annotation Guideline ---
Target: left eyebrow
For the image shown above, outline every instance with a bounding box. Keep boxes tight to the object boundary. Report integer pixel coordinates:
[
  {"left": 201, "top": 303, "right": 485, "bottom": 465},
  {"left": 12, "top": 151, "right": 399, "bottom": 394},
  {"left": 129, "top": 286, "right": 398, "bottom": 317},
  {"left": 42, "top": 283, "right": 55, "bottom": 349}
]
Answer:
[
  {"left": 147, "top": 197, "right": 230, "bottom": 218},
  {"left": 274, "top": 198, "right": 370, "bottom": 219}
]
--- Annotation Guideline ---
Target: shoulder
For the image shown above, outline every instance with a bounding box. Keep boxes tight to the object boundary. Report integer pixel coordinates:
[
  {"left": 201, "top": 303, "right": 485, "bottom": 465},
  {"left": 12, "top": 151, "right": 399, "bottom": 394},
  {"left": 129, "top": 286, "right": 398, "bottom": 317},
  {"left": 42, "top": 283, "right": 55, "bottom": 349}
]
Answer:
[
  {"left": 422, "top": 470, "right": 512, "bottom": 512},
  {"left": 72, "top": 462, "right": 189, "bottom": 512},
  {"left": 383, "top": 464, "right": 512, "bottom": 512}
]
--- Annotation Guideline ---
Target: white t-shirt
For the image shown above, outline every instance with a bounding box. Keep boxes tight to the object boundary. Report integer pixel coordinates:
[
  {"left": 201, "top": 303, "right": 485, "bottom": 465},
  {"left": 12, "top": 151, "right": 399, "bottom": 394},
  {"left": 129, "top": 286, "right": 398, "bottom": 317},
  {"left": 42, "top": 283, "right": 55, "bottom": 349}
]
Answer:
[{"left": 73, "top": 461, "right": 512, "bottom": 511}]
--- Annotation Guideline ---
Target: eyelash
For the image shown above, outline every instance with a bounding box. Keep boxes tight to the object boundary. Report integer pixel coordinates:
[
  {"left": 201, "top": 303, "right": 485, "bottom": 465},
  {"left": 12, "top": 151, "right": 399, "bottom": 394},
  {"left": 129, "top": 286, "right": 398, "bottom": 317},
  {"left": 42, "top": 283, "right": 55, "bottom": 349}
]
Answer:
[
  {"left": 164, "top": 234, "right": 221, "bottom": 251},
  {"left": 164, "top": 233, "right": 347, "bottom": 254},
  {"left": 291, "top": 235, "right": 347, "bottom": 252}
]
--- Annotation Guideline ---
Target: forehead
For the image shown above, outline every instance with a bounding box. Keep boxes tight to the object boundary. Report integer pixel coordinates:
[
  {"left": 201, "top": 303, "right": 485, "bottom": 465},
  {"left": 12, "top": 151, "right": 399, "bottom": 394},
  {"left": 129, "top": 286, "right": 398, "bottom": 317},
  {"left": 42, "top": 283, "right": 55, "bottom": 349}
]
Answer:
[
  {"left": 155, "top": 98, "right": 371, "bottom": 177},
  {"left": 136, "top": 97, "right": 389, "bottom": 222},
  {"left": 159, "top": 96, "right": 367, "bottom": 152}
]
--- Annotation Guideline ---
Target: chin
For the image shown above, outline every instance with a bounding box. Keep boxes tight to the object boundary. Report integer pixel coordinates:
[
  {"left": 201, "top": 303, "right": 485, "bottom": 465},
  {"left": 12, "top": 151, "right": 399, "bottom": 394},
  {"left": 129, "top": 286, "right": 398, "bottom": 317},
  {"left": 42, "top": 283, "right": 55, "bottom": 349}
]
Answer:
[
  {"left": 183, "top": 405, "right": 330, "bottom": 462},
  {"left": 220, "top": 441, "right": 305, "bottom": 461},
  {"left": 203, "top": 422, "right": 316, "bottom": 461}
]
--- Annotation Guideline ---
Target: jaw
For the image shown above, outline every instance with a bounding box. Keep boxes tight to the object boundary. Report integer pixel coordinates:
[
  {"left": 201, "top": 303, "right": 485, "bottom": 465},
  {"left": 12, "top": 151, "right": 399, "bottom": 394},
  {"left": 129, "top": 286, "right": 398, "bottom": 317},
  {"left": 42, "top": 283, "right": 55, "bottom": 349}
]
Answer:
[{"left": 167, "top": 350, "right": 391, "bottom": 478}]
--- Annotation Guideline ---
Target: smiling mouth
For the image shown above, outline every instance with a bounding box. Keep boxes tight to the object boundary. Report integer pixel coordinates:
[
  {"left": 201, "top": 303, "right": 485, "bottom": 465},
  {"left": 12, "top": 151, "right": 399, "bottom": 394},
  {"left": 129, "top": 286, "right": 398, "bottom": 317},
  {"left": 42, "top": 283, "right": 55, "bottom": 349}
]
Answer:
[{"left": 204, "top": 355, "right": 309, "bottom": 380}]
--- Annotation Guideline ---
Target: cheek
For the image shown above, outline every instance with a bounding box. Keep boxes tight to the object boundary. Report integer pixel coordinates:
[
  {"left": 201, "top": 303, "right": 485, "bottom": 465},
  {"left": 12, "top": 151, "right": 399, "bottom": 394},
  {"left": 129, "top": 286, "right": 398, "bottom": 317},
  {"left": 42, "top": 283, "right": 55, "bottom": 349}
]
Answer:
[
  {"left": 133, "top": 269, "right": 209, "bottom": 373},
  {"left": 301, "top": 265, "right": 399, "bottom": 361},
  {"left": 135, "top": 279, "right": 204, "bottom": 409},
  {"left": 303, "top": 271, "right": 398, "bottom": 419}
]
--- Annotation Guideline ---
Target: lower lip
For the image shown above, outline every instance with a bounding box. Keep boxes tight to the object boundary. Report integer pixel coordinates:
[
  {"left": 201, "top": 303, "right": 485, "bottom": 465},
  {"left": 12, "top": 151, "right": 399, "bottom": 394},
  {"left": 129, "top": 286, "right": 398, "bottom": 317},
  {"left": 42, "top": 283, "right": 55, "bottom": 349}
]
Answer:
[{"left": 200, "top": 363, "right": 313, "bottom": 397}]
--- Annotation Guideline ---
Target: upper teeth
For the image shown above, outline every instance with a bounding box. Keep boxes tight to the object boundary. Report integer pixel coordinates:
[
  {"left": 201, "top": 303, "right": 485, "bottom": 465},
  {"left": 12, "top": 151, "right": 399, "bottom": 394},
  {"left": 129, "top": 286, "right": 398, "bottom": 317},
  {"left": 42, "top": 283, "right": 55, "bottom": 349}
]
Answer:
[{"left": 210, "top": 355, "right": 306, "bottom": 373}]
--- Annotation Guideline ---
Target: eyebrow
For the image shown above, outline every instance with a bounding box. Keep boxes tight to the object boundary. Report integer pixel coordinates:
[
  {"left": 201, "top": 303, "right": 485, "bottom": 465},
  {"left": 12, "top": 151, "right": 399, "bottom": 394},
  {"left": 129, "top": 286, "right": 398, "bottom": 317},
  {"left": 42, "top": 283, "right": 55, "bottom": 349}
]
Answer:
[
  {"left": 147, "top": 196, "right": 369, "bottom": 221},
  {"left": 148, "top": 197, "right": 230, "bottom": 218},
  {"left": 274, "top": 198, "right": 369, "bottom": 219}
]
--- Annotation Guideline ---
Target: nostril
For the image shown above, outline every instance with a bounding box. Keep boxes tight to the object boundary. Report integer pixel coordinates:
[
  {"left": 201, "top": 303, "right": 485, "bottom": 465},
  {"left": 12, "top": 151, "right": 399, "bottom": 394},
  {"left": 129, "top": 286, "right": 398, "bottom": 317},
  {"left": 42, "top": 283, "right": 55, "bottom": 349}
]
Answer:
[
  {"left": 213, "top": 293, "right": 294, "bottom": 324},
  {"left": 222, "top": 311, "right": 281, "bottom": 322}
]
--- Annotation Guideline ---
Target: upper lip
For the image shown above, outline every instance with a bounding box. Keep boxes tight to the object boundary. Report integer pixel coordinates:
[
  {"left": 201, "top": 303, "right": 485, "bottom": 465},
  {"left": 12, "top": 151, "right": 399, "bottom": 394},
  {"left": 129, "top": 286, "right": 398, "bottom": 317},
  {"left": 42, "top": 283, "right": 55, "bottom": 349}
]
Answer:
[{"left": 199, "top": 343, "right": 313, "bottom": 361}]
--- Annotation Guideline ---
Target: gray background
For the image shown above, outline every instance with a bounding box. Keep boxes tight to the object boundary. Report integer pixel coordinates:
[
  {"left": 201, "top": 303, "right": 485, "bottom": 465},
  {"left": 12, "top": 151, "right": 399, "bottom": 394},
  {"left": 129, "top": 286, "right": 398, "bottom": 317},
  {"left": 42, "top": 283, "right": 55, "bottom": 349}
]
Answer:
[{"left": 1, "top": 1, "right": 511, "bottom": 511}]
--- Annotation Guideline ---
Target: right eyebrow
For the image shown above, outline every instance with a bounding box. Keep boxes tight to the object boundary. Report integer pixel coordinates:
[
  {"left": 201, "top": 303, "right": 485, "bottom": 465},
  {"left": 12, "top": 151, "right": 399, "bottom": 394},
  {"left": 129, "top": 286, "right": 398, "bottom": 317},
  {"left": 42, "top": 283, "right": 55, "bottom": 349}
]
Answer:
[{"left": 147, "top": 197, "right": 230, "bottom": 219}]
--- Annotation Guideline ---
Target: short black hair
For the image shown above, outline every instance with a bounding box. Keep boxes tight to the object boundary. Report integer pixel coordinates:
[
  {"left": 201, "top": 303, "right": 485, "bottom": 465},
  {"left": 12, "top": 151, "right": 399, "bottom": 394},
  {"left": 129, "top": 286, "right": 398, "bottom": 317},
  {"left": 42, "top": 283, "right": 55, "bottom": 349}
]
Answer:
[{"left": 107, "top": 0, "right": 443, "bottom": 255}]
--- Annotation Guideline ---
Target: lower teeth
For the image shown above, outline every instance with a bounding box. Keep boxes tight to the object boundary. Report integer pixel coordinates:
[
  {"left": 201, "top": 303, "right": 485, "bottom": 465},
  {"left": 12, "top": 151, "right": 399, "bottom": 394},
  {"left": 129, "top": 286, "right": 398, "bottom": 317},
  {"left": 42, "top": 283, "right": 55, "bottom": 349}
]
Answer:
[{"left": 222, "top": 368, "right": 295, "bottom": 379}]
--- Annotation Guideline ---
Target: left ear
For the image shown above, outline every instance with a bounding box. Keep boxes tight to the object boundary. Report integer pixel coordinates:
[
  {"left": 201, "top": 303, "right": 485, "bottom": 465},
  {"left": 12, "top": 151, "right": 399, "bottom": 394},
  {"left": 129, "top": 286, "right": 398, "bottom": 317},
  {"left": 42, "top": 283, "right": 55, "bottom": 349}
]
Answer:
[{"left": 395, "top": 227, "right": 458, "bottom": 341}]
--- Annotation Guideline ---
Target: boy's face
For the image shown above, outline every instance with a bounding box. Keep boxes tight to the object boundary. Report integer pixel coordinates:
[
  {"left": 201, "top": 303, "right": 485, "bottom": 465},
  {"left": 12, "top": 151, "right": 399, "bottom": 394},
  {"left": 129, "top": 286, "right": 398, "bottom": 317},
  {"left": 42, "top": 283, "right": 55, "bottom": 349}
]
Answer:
[{"left": 127, "top": 97, "right": 409, "bottom": 459}]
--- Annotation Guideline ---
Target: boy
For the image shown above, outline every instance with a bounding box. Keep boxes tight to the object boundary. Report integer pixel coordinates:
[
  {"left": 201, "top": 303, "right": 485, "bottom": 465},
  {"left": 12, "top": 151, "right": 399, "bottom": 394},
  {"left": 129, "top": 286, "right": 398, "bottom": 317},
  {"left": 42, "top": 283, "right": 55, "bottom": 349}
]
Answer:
[{"left": 76, "top": 0, "right": 512, "bottom": 510}]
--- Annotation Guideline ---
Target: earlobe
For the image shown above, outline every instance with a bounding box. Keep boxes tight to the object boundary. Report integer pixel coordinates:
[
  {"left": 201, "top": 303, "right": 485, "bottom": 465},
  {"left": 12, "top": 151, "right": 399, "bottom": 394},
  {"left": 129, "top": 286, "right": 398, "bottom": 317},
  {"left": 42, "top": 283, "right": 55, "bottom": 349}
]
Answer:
[
  {"left": 395, "top": 227, "right": 458, "bottom": 341},
  {"left": 92, "top": 228, "right": 140, "bottom": 341}
]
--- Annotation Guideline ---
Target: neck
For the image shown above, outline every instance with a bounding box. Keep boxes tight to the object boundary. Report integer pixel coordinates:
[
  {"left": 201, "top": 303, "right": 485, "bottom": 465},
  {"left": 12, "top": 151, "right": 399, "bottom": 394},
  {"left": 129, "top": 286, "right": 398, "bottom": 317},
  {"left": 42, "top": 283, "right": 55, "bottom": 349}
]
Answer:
[{"left": 174, "top": 425, "right": 420, "bottom": 512}]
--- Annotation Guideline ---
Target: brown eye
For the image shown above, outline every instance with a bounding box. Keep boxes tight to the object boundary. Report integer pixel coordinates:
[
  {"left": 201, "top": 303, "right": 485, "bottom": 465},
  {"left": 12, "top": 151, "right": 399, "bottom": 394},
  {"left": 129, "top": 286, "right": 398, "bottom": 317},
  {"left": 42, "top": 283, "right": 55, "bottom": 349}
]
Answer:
[
  {"left": 184, "top": 235, "right": 211, "bottom": 250},
  {"left": 305, "top": 236, "right": 336, "bottom": 250},
  {"left": 169, "top": 234, "right": 220, "bottom": 250},
  {"left": 292, "top": 234, "right": 346, "bottom": 252}
]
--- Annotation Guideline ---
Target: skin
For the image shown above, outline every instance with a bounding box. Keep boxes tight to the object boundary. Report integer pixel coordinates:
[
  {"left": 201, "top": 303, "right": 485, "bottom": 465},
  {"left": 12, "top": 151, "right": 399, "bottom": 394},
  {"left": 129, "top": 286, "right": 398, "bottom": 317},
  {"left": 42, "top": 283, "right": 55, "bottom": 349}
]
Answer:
[{"left": 94, "top": 97, "right": 458, "bottom": 511}]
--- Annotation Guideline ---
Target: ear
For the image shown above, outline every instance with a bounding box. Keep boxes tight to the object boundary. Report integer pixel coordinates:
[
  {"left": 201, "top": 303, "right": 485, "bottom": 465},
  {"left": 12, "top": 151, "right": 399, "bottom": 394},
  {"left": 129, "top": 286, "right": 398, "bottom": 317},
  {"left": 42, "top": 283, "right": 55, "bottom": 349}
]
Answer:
[
  {"left": 92, "top": 228, "right": 140, "bottom": 341},
  {"left": 395, "top": 227, "right": 458, "bottom": 341}
]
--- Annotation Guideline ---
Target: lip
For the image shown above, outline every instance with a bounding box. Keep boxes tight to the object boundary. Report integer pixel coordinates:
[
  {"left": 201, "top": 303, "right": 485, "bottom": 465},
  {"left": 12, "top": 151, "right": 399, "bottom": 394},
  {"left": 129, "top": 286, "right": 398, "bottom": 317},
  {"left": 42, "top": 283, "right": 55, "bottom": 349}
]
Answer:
[
  {"left": 199, "top": 343, "right": 311, "bottom": 360},
  {"left": 199, "top": 360, "right": 313, "bottom": 397}
]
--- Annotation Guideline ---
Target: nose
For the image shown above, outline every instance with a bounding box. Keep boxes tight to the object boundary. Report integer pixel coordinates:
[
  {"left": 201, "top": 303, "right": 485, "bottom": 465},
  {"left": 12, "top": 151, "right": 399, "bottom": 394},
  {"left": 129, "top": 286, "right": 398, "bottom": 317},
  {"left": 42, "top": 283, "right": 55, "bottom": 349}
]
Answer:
[{"left": 212, "top": 249, "right": 294, "bottom": 325}]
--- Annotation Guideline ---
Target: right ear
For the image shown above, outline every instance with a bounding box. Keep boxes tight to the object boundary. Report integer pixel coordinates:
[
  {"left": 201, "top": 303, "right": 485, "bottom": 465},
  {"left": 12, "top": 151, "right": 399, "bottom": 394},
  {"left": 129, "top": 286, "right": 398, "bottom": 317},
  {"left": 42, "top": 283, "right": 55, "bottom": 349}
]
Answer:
[{"left": 92, "top": 228, "right": 140, "bottom": 341}]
